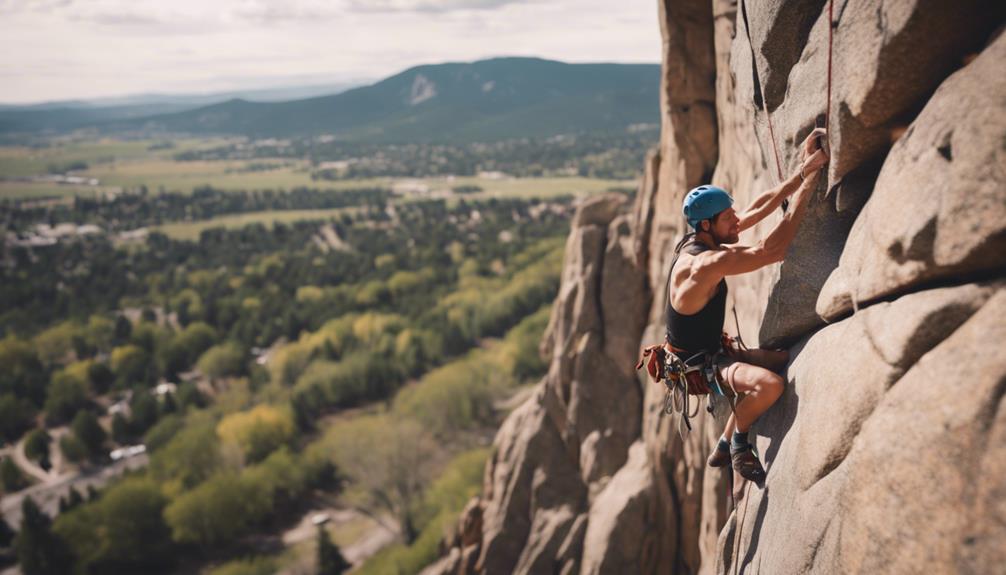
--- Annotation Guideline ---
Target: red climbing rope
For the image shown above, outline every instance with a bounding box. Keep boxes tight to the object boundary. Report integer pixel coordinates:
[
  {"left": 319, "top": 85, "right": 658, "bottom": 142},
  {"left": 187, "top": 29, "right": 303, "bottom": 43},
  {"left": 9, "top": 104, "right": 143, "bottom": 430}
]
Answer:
[
  {"left": 765, "top": 107, "right": 785, "bottom": 184},
  {"left": 745, "top": 0, "right": 835, "bottom": 187},
  {"left": 825, "top": 0, "right": 834, "bottom": 146}
]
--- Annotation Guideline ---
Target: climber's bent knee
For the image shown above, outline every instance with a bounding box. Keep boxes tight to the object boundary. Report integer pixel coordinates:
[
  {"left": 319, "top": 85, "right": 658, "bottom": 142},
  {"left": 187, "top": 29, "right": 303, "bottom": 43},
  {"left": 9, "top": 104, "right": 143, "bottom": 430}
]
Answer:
[{"left": 721, "top": 362, "right": 784, "bottom": 398}]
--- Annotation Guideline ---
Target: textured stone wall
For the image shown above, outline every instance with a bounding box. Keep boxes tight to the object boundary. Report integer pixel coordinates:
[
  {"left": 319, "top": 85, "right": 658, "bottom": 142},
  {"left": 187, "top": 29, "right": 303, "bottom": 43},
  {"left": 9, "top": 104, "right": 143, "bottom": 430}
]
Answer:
[{"left": 423, "top": 1, "right": 1005, "bottom": 574}]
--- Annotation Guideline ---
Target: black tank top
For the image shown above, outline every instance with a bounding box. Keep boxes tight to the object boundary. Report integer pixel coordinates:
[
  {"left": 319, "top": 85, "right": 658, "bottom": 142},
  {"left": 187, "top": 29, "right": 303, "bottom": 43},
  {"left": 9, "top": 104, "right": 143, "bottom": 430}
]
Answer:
[{"left": 665, "top": 238, "right": 727, "bottom": 354}]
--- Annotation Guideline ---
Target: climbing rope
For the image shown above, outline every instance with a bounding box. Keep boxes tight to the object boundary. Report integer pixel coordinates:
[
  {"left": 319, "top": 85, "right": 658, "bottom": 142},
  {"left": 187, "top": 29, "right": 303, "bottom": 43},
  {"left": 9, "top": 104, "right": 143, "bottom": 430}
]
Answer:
[
  {"left": 724, "top": 5, "right": 836, "bottom": 574},
  {"left": 740, "top": 0, "right": 836, "bottom": 202},
  {"left": 733, "top": 481, "right": 752, "bottom": 575}
]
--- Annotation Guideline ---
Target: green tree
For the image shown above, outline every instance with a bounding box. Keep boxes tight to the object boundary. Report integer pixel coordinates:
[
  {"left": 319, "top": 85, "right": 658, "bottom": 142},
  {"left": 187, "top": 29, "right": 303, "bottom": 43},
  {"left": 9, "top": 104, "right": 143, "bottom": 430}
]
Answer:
[
  {"left": 197, "top": 342, "right": 247, "bottom": 379},
  {"left": 143, "top": 414, "right": 184, "bottom": 452},
  {"left": 15, "top": 497, "right": 74, "bottom": 575},
  {"left": 113, "top": 315, "right": 132, "bottom": 345},
  {"left": 110, "top": 345, "right": 152, "bottom": 388},
  {"left": 150, "top": 417, "right": 220, "bottom": 490},
  {"left": 0, "top": 394, "right": 35, "bottom": 443},
  {"left": 128, "top": 390, "right": 159, "bottom": 436},
  {"left": 33, "top": 322, "right": 78, "bottom": 367},
  {"left": 70, "top": 411, "right": 106, "bottom": 459},
  {"left": 53, "top": 478, "right": 174, "bottom": 573},
  {"left": 326, "top": 416, "right": 437, "bottom": 543},
  {"left": 23, "top": 429, "right": 50, "bottom": 462},
  {"left": 111, "top": 413, "right": 131, "bottom": 444},
  {"left": 61, "top": 487, "right": 84, "bottom": 512},
  {"left": 216, "top": 405, "right": 295, "bottom": 464},
  {"left": 176, "top": 382, "right": 206, "bottom": 410},
  {"left": 43, "top": 369, "right": 89, "bottom": 425},
  {"left": 0, "top": 515, "right": 14, "bottom": 548},
  {"left": 0, "top": 337, "right": 47, "bottom": 406},
  {"left": 163, "top": 473, "right": 270, "bottom": 546},
  {"left": 59, "top": 435, "right": 88, "bottom": 464},
  {"left": 91, "top": 479, "right": 173, "bottom": 570},
  {"left": 317, "top": 525, "right": 351, "bottom": 574},
  {"left": 84, "top": 315, "right": 115, "bottom": 353},
  {"left": 1, "top": 456, "right": 25, "bottom": 493},
  {"left": 87, "top": 362, "right": 115, "bottom": 395}
]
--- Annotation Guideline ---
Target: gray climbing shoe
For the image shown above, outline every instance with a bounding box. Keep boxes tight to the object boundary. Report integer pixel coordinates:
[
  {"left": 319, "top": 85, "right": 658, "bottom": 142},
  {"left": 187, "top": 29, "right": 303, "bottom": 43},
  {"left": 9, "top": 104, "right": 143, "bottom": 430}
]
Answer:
[{"left": 730, "top": 444, "right": 766, "bottom": 484}]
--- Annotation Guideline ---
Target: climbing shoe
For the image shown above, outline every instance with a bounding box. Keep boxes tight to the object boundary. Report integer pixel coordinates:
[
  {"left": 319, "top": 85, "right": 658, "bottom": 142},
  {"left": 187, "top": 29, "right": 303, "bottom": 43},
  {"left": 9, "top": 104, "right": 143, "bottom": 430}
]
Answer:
[
  {"left": 730, "top": 444, "right": 766, "bottom": 484},
  {"left": 707, "top": 442, "right": 732, "bottom": 468}
]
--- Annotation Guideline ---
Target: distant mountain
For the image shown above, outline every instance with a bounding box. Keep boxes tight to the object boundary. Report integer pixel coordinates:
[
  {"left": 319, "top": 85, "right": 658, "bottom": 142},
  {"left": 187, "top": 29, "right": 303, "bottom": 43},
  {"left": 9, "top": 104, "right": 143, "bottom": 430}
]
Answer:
[
  {"left": 121, "top": 58, "right": 659, "bottom": 142},
  {"left": 0, "top": 58, "right": 659, "bottom": 142},
  {"left": 0, "top": 81, "right": 365, "bottom": 135}
]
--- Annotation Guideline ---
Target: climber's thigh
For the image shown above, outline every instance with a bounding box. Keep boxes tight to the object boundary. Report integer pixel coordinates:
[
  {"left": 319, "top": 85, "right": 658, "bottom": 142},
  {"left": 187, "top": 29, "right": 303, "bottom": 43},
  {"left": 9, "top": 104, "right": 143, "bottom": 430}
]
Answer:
[
  {"left": 717, "top": 361, "right": 783, "bottom": 396},
  {"left": 734, "top": 348, "right": 789, "bottom": 372}
]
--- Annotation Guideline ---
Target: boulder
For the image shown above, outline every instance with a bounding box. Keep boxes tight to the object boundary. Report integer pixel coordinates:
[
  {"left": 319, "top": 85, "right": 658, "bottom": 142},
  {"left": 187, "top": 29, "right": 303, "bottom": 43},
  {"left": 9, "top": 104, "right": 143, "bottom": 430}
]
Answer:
[
  {"left": 818, "top": 30, "right": 1006, "bottom": 320},
  {"left": 475, "top": 396, "right": 586, "bottom": 575},
  {"left": 837, "top": 289, "right": 1006, "bottom": 574},
  {"left": 717, "top": 284, "right": 1002, "bottom": 574},
  {"left": 580, "top": 442, "right": 659, "bottom": 574}
]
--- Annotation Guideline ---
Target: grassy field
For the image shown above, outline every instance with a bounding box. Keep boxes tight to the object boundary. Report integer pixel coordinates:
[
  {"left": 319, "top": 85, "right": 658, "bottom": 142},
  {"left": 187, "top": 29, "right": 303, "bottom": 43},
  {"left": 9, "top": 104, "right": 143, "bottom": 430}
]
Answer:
[
  {"left": 2, "top": 137, "right": 636, "bottom": 241},
  {"left": 0, "top": 180, "right": 113, "bottom": 201},
  {"left": 0, "top": 138, "right": 233, "bottom": 178},
  {"left": 433, "top": 175, "right": 630, "bottom": 199},
  {"left": 152, "top": 208, "right": 354, "bottom": 240}
]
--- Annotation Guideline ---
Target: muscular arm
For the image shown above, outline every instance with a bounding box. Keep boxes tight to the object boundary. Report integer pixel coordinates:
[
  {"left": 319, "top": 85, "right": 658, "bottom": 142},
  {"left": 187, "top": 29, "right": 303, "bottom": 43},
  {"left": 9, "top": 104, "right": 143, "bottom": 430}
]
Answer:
[
  {"left": 694, "top": 166, "right": 822, "bottom": 281},
  {"left": 736, "top": 171, "right": 802, "bottom": 233},
  {"left": 737, "top": 127, "right": 828, "bottom": 233}
]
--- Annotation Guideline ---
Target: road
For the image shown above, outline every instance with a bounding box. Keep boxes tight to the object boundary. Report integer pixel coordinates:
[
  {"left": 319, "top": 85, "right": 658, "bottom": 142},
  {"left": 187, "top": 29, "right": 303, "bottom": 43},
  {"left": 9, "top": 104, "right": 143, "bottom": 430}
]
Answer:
[{"left": 0, "top": 453, "right": 148, "bottom": 529}]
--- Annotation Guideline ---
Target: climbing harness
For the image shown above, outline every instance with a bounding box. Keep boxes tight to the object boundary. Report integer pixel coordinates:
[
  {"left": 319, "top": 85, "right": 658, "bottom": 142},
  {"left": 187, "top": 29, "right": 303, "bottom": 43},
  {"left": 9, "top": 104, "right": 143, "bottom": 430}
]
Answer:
[{"left": 636, "top": 333, "right": 743, "bottom": 441}]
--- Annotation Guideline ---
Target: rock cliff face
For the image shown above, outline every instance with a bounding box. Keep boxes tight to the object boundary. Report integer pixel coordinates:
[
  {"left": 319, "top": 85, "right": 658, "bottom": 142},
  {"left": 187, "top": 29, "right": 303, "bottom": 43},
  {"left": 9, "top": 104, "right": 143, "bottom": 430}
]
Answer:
[{"left": 423, "top": 2, "right": 1005, "bottom": 574}]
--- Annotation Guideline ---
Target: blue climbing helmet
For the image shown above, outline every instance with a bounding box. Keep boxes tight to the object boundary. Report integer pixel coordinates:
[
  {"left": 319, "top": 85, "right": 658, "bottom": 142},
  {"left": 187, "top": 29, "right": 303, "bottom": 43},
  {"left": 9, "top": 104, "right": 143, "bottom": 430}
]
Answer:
[{"left": 683, "top": 185, "right": 734, "bottom": 230}]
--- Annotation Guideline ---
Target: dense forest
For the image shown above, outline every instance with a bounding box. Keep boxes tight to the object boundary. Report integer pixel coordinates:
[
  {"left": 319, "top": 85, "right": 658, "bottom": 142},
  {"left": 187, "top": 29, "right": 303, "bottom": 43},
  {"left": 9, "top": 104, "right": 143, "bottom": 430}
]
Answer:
[{"left": 0, "top": 179, "right": 601, "bottom": 573}]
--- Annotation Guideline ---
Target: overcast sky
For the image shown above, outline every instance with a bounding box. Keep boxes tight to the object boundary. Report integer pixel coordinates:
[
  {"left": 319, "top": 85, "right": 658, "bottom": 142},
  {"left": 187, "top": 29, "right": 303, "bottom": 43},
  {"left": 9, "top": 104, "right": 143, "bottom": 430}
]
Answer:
[{"left": 0, "top": 0, "right": 660, "bottom": 104}]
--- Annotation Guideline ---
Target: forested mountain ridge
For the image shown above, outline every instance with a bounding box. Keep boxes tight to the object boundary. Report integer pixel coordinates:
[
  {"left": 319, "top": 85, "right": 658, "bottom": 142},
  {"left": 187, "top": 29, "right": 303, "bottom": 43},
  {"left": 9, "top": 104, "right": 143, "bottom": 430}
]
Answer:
[{"left": 1, "top": 58, "right": 659, "bottom": 142}]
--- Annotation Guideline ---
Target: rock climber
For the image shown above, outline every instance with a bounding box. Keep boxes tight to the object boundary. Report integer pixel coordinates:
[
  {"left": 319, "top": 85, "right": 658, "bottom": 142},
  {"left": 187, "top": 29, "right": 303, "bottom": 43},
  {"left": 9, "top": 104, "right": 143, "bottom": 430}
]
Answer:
[{"left": 664, "top": 127, "right": 828, "bottom": 484}]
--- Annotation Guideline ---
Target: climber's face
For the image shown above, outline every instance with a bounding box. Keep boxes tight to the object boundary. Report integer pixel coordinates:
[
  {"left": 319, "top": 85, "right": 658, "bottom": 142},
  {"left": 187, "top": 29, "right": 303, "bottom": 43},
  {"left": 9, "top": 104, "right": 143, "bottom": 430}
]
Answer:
[{"left": 704, "top": 208, "right": 740, "bottom": 245}]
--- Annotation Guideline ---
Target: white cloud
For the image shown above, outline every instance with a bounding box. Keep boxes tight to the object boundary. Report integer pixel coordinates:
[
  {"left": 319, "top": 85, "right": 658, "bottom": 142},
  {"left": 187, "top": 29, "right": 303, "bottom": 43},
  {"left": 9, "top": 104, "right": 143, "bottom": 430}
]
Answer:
[
  {"left": 0, "top": 0, "right": 658, "bottom": 104},
  {"left": 348, "top": 0, "right": 531, "bottom": 13}
]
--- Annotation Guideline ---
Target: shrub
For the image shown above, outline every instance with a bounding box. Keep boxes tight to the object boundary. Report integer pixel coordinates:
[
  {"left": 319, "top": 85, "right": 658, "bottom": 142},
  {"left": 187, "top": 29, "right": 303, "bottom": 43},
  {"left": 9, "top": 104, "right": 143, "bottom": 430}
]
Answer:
[
  {"left": 54, "top": 478, "right": 173, "bottom": 573},
  {"left": 23, "top": 429, "right": 50, "bottom": 462},
  {"left": 143, "top": 414, "right": 185, "bottom": 452},
  {"left": 197, "top": 342, "right": 247, "bottom": 379},
  {"left": 0, "top": 394, "right": 35, "bottom": 443},
  {"left": 216, "top": 405, "right": 295, "bottom": 464},
  {"left": 392, "top": 353, "right": 501, "bottom": 438},
  {"left": 43, "top": 370, "right": 89, "bottom": 425},
  {"left": 1, "top": 456, "right": 26, "bottom": 493},
  {"left": 149, "top": 416, "right": 220, "bottom": 492},
  {"left": 164, "top": 473, "right": 271, "bottom": 546},
  {"left": 70, "top": 411, "right": 106, "bottom": 459}
]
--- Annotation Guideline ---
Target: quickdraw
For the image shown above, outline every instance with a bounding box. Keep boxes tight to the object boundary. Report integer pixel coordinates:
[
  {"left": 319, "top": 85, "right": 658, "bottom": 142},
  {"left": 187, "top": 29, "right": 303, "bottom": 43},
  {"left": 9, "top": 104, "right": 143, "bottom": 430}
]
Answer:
[{"left": 637, "top": 335, "right": 743, "bottom": 441}]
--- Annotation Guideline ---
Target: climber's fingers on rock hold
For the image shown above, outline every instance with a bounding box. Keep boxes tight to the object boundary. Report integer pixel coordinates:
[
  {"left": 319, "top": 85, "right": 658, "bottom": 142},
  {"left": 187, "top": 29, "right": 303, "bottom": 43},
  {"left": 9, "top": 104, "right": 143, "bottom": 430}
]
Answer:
[
  {"left": 803, "top": 148, "right": 829, "bottom": 173},
  {"left": 801, "top": 127, "right": 827, "bottom": 158}
]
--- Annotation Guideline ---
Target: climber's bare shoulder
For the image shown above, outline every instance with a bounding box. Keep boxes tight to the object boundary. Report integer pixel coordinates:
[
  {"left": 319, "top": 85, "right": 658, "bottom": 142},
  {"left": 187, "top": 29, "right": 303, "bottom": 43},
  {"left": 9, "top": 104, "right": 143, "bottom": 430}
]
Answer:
[
  {"left": 670, "top": 250, "right": 725, "bottom": 314},
  {"left": 671, "top": 240, "right": 777, "bottom": 313}
]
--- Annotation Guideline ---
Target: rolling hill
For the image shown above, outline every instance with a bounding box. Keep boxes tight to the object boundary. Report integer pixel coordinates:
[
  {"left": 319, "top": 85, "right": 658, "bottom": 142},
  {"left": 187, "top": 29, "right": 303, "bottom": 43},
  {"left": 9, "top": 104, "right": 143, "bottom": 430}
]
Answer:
[{"left": 1, "top": 58, "right": 659, "bottom": 142}]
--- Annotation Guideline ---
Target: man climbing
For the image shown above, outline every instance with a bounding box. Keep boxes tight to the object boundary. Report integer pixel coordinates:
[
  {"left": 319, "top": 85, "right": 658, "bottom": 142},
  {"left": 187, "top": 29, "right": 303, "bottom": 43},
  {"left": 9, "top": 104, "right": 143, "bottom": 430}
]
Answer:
[{"left": 664, "top": 127, "right": 828, "bottom": 484}]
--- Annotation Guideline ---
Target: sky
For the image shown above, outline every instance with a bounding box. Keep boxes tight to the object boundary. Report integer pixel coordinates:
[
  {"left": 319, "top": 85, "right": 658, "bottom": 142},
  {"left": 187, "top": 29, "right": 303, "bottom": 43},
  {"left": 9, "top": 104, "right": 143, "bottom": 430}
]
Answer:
[{"left": 0, "top": 0, "right": 660, "bottom": 104}]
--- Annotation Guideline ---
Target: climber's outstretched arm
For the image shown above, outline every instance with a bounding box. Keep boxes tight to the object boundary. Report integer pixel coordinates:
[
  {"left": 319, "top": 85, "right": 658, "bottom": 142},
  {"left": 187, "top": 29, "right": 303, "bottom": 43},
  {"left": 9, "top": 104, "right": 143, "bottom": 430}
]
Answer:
[
  {"left": 759, "top": 151, "right": 826, "bottom": 258},
  {"left": 694, "top": 148, "right": 828, "bottom": 280},
  {"left": 736, "top": 171, "right": 801, "bottom": 233},
  {"left": 736, "top": 127, "right": 828, "bottom": 233}
]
